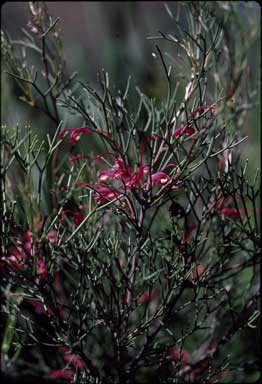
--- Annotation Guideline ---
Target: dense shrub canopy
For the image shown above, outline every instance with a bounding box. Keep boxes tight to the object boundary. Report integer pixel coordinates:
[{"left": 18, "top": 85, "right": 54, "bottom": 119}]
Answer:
[{"left": 1, "top": 2, "right": 260, "bottom": 383}]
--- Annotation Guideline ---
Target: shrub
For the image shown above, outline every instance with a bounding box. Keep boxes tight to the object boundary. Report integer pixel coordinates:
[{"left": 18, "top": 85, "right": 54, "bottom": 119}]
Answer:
[{"left": 1, "top": 2, "right": 260, "bottom": 383}]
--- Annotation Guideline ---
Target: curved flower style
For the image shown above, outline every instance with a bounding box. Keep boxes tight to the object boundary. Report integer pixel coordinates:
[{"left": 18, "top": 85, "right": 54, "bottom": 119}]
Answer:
[
  {"left": 59, "top": 126, "right": 112, "bottom": 144},
  {"left": 151, "top": 171, "right": 172, "bottom": 185},
  {"left": 174, "top": 124, "right": 195, "bottom": 138},
  {"left": 59, "top": 127, "right": 91, "bottom": 144},
  {"left": 93, "top": 186, "right": 120, "bottom": 203},
  {"left": 125, "top": 164, "right": 150, "bottom": 188}
]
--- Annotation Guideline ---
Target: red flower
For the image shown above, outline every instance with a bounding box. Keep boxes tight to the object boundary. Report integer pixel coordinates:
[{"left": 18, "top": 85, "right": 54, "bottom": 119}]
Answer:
[
  {"left": 126, "top": 164, "right": 150, "bottom": 187},
  {"left": 138, "top": 289, "right": 157, "bottom": 303},
  {"left": 50, "top": 369, "right": 74, "bottom": 379},
  {"left": 169, "top": 347, "right": 190, "bottom": 366},
  {"left": 98, "top": 169, "right": 119, "bottom": 184},
  {"left": 59, "top": 126, "right": 112, "bottom": 144},
  {"left": 59, "top": 346, "right": 71, "bottom": 353},
  {"left": 36, "top": 259, "right": 47, "bottom": 279},
  {"left": 188, "top": 264, "right": 205, "bottom": 282},
  {"left": 113, "top": 157, "right": 132, "bottom": 179},
  {"left": 73, "top": 211, "right": 84, "bottom": 225},
  {"left": 96, "top": 128, "right": 112, "bottom": 139},
  {"left": 63, "top": 354, "right": 85, "bottom": 370},
  {"left": 59, "top": 127, "right": 91, "bottom": 144},
  {"left": 69, "top": 154, "right": 89, "bottom": 162},
  {"left": 174, "top": 124, "right": 195, "bottom": 138},
  {"left": 24, "top": 230, "right": 34, "bottom": 252},
  {"left": 151, "top": 171, "right": 171, "bottom": 186},
  {"left": 93, "top": 186, "right": 120, "bottom": 203},
  {"left": 215, "top": 195, "right": 236, "bottom": 209},
  {"left": 24, "top": 230, "right": 33, "bottom": 242},
  {"left": 61, "top": 210, "right": 85, "bottom": 225},
  {"left": 218, "top": 207, "right": 243, "bottom": 216},
  {"left": 216, "top": 195, "right": 261, "bottom": 217},
  {"left": 46, "top": 230, "right": 58, "bottom": 243},
  {"left": 174, "top": 105, "right": 217, "bottom": 138},
  {"left": 8, "top": 245, "right": 27, "bottom": 269}
]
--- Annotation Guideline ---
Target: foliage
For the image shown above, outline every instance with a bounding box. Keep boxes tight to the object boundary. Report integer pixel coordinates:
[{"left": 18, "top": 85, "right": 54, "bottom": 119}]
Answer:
[{"left": 1, "top": 2, "right": 260, "bottom": 383}]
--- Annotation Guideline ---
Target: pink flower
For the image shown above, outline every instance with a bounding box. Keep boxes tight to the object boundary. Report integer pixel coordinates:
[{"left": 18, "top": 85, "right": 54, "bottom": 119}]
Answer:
[
  {"left": 126, "top": 164, "right": 150, "bottom": 187},
  {"left": 24, "top": 230, "right": 33, "bottom": 251},
  {"left": 174, "top": 124, "right": 195, "bottom": 138},
  {"left": 8, "top": 245, "right": 27, "bottom": 270},
  {"left": 93, "top": 186, "right": 120, "bottom": 203},
  {"left": 60, "top": 210, "right": 71, "bottom": 223},
  {"left": 169, "top": 347, "right": 190, "bottom": 366},
  {"left": 59, "top": 127, "right": 112, "bottom": 144},
  {"left": 215, "top": 195, "right": 236, "bottom": 209},
  {"left": 69, "top": 154, "right": 89, "bottom": 162},
  {"left": 95, "top": 128, "right": 112, "bottom": 139},
  {"left": 58, "top": 346, "right": 85, "bottom": 370},
  {"left": 151, "top": 171, "right": 171, "bottom": 186},
  {"left": 59, "top": 127, "right": 91, "bottom": 144},
  {"left": 188, "top": 264, "right": 205, "bottom": 282},
  {"left": 50, "top": 369, "right": 74, "bottom": 379},
  {"left": 61, "top": 210, "right": 85, "bottom": 225},
  {"left": 46, "top": 230, "right": 58, "bottom": 243},
  {"left": 98, "top": 169, "right": 119, "bottom": 184},
  {"left": 73, "top": 211, "right": 84, "bottom": 225},
  {"left": 24, "top": 230, "right": 33, "bottom": 241},
  {"left": 174, "top": 105, "right": 217, "bottom": 138},
  {"left": 97, "top": 157, "right": 133, "bottom": 184},
  {"left": 216, "top": 197, "right": 260, "bottom": 217},
  {"left": 138, "top": 289, "right": 157, "bottom": 303},
  {"left": 64, "top": 354, "right": 85, "bottom": 370},
  {"left": 218, "top": 207, "right": 243, "bottom": 216},
  {"left": 113, "top": 157, "right": 132, "bottom": 178},
  {"left": 59, "top": 346, "right": 71, "bottom": 353},
  {"left": 36, "top": 259, "right": 47, "bottom": 279}
]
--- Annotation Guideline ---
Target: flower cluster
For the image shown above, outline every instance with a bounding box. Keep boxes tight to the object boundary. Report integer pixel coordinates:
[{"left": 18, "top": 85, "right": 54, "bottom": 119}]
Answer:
[
  {"left": 66, "top": 130, "right": 180, "bottom": 210},
  {"left": 3, "top": 229, "right": 54, "bottom": 280}
]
